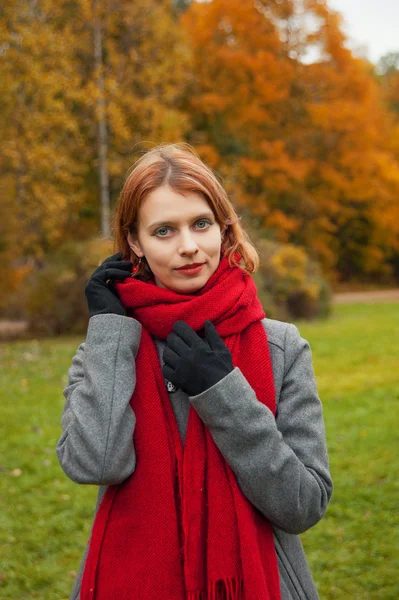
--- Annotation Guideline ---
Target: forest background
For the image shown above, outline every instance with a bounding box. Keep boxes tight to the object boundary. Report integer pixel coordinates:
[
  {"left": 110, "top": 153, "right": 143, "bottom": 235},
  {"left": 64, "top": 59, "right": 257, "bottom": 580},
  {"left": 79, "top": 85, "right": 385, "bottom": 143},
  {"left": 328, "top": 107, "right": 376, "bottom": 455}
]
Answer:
[{"left": 1, "top": 0, "right": 399, "bottom": 335}]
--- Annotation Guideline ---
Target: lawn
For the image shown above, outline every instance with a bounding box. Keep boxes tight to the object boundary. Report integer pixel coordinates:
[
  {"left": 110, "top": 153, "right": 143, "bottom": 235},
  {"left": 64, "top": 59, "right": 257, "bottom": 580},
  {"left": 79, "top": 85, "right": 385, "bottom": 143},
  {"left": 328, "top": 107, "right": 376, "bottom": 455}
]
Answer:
[{"left": 0, "top": 303, "right": 398, "bottom": 599}]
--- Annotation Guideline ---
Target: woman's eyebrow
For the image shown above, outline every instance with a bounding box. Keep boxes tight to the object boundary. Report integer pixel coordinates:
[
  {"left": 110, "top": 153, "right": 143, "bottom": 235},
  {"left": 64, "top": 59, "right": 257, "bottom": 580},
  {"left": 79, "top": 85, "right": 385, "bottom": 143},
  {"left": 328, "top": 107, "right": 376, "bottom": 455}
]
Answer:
[{"left": 147, "top": 212, "right": 214, "bottom": 230}]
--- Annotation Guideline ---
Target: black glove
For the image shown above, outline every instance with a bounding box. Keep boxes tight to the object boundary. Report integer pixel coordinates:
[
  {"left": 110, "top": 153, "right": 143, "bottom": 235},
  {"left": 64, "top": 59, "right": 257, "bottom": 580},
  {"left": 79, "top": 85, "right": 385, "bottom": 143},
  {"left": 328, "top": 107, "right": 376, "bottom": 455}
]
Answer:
[
  {"left": 162, "top": 320, "right": 234, "bottom": 396},
  {"left": 84, "top": 252, "right": 133, "bottom": 317}
]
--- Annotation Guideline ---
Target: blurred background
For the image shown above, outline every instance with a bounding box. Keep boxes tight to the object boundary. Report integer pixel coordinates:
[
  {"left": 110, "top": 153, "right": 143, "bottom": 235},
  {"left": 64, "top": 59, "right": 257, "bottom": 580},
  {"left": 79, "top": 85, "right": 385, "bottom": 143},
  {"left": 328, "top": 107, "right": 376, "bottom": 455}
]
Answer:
[{"left": 0, "top": 1, "right": 398, "bottom": 599}]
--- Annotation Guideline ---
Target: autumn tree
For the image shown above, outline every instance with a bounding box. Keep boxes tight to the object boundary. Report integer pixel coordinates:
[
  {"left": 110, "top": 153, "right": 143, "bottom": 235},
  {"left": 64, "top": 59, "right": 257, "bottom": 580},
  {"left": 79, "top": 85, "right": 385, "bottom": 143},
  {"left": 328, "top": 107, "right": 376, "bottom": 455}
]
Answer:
[
  {"left": 0, "top": 0, "right": 192, "bottom": 312},
  {"left": 180, "top": 0, "right": 399, "bottom": 282},
  {"left": 62, "top": 0, "right": 192, "bottom": 233},
  {"left": 376, "top": 51, "right": 399, "bottom": 279},
  {"left": 301, "top": 0, "right": 399, "bottom": 280},
  {"left": 0, "top": 0, "right": 87, "bottom": 261}
]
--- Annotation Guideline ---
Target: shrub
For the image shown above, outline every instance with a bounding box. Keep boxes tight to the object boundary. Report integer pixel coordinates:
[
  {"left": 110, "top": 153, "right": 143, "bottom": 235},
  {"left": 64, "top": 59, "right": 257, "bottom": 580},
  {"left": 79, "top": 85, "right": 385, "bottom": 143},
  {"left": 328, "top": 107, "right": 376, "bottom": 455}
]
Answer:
[
  {"left": 253, "top": 238, "right": 331, "bottom": 321},
  {"left": 22, "top": 238, "right": 113, "bottom": 336}
]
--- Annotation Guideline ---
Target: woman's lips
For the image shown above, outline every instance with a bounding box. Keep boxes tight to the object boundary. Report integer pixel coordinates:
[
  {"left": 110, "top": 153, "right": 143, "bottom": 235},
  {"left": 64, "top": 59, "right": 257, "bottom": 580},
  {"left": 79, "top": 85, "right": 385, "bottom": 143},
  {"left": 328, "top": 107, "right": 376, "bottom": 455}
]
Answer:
[{"left": 175, "top": 263, "right": 205, "bottom": 275}]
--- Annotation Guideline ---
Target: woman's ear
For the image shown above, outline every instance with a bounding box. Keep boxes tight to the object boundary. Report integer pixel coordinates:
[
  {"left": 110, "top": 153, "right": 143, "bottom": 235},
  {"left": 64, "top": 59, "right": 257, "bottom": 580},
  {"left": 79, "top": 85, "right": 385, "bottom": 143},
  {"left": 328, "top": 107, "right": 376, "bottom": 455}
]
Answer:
[{"left": 127, "top": 232, "right": 144, "bottom": 258}]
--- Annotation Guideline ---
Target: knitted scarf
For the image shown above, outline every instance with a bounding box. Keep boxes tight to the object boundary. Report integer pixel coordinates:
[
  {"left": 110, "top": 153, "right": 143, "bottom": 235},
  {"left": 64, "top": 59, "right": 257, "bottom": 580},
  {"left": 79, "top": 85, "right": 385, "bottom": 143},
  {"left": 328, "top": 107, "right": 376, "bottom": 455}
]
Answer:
[{"left": 80, "top": 253, "right": 281, "bottom": 600}]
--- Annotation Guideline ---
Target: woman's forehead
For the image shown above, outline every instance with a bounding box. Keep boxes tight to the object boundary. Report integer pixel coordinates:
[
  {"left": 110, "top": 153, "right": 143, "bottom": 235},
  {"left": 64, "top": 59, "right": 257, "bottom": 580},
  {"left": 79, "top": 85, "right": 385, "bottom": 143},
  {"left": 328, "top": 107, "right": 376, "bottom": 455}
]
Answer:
[{"left": 139, "top": 187, "right": 213, "bottom": 227}]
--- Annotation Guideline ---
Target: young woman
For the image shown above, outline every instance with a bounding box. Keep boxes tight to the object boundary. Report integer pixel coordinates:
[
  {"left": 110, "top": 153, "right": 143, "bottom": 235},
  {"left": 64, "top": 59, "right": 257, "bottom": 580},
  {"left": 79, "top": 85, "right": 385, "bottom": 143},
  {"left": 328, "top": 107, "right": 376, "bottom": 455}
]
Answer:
[{"left": 56, "top": 142, "right": 333, "bottom": 600}]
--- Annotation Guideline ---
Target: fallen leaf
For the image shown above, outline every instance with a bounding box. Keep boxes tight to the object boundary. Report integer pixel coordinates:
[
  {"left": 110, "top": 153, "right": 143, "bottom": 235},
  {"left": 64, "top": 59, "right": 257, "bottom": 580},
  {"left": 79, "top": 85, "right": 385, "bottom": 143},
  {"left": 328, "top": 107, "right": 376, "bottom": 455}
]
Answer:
[{"left": 31, "top": 426, "right": 43, "bottom": 434}]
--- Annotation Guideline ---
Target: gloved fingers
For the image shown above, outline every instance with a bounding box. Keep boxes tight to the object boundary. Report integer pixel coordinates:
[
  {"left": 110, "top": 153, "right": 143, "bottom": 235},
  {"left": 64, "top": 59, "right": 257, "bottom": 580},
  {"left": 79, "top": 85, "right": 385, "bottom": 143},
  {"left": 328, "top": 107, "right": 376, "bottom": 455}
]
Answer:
[
  {"left": 162, "top": 363, "right": 176, "bottom": 383},
  {"left": 99, "top": 260, "right": 133, "bottom": 272},
  {"left": 90, "top": 261, "right": 132, "bottom": 281},
  {"left": 204, "top": 320, "right": 224, "bottom": 351},
  {"left": 163, "top": 346, "right": 179, "bottom": 369},
  {"left": 172, "top": 320, "right": 203, "bottom": 348},
  {"left": 93, "top": 266, "right": 133, "bottom": 283},
  {"left": 165, "top": 331, "right": 190, "bottom": 356}
]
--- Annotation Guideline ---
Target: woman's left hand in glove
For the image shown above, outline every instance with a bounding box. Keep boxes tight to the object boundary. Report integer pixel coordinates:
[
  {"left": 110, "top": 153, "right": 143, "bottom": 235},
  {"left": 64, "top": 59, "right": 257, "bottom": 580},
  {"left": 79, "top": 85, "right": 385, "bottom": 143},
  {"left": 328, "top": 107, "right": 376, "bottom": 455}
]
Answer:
[{"left": 162, "top": 320, "right": 234, "bottom": 396}]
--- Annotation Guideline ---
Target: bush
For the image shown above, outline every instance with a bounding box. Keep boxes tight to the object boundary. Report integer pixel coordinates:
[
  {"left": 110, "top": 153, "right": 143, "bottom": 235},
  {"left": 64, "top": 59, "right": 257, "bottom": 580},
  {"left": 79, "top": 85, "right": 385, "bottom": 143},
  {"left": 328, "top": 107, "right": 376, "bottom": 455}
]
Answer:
[
  {"left": 22, "top": 238, "right": 114, "bottom": 336},
  {"left": 252, "top": 238, "right": 331, "bottom": 321}
]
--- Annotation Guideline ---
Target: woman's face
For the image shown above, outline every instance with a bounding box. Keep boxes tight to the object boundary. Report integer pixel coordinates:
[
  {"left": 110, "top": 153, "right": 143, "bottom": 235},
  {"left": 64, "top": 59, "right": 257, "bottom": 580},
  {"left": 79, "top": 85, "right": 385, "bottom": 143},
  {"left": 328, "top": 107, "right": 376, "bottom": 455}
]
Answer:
[{"left": 128, "top": 185, "right": 223, "bottom": 294}]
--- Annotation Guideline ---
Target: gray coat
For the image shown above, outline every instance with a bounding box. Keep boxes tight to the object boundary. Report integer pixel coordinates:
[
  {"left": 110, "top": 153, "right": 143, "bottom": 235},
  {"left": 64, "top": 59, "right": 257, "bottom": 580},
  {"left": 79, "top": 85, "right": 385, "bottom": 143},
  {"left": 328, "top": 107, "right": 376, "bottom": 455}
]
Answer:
[{"left": 56, "top": 314, "right": 333, "bottom": 600}]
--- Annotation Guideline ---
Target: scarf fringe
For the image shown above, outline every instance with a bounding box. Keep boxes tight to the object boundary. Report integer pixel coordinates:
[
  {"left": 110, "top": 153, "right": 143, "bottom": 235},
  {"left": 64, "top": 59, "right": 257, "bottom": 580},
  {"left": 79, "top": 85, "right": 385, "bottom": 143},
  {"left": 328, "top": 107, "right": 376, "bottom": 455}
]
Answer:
[{"left": 187, "top": 577, "right": 244, "bottom": 600}]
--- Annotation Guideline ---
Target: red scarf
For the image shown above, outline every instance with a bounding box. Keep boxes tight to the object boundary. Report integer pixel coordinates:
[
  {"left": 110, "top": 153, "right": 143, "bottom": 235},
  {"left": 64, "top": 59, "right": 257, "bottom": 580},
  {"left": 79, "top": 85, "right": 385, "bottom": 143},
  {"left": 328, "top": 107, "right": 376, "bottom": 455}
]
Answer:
[{"left": 80, "top": 253, "right": 281, "bottom": 600}]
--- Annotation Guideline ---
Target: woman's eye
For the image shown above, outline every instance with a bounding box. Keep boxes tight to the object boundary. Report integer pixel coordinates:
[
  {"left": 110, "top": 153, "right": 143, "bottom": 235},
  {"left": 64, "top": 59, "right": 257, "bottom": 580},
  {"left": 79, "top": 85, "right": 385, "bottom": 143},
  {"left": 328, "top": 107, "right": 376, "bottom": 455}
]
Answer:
[
  {"left": 196, "top": 219, "right": 211, "bottom": 229},
  {"left": 156, "top": 227, "right": 170, "bottom": 237},
  {"left": 154, "top": 220, "right": 212, "bottom": 237}
]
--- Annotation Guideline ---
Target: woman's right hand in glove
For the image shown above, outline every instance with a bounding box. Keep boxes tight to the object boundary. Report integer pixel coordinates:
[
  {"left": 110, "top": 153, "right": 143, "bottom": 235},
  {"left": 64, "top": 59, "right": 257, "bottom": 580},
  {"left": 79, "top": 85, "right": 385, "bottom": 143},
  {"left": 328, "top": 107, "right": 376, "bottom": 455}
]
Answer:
[{"left": 85, "top": 252, "right": 133, "bottom": 317}]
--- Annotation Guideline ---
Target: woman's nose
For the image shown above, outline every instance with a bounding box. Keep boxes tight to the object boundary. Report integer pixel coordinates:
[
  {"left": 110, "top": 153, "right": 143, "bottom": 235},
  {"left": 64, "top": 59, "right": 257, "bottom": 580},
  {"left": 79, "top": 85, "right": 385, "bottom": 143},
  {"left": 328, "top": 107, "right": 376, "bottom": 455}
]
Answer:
[{"left": 178, "top": 230, "right": 199, "bottom": 254}]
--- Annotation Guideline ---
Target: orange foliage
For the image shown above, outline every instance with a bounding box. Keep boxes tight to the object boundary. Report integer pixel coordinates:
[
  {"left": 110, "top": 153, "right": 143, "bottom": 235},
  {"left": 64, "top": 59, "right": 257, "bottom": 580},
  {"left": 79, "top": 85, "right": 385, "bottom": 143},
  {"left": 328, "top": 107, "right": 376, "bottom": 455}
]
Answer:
[
  {"left": 181, "top": 0, "right": 399, "bottom": 281},
  {"left": 1, "top": 0, "right": 399, "bottom": 296}
]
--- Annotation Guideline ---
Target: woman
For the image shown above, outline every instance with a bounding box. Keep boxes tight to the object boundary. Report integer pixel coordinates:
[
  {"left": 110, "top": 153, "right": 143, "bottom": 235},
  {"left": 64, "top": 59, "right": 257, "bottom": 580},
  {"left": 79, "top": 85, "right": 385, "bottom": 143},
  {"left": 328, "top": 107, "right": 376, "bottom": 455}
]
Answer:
[{"left": 56, "top": 142, "right": 333, "bottom": 600}]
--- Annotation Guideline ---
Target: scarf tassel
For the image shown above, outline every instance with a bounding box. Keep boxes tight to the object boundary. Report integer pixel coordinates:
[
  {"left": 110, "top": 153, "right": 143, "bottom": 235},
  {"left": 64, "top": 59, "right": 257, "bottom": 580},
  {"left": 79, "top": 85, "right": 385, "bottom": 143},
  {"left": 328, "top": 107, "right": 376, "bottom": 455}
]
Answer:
[{"left": 187, "top": 576, "right": 244, "bottom": 600}]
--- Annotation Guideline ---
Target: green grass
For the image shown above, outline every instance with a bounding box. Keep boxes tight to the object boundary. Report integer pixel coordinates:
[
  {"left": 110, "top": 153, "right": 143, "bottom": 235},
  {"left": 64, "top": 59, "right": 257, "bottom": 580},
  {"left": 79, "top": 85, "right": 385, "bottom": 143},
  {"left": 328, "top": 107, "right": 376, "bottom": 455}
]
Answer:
[
  {"left": 297, "top": 304, "right": 399, "bottom": 600},
  {"left": 0, "top": 303, "right": 398, "bottom": 599}
]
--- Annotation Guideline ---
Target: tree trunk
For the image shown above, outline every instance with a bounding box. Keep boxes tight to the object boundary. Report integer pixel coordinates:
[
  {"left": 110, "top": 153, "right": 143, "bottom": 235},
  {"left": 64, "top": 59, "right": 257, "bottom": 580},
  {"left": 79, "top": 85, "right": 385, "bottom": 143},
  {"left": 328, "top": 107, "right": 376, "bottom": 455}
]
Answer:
[{"left": 93, "top": 0, "right": 110, "bottom": 238}]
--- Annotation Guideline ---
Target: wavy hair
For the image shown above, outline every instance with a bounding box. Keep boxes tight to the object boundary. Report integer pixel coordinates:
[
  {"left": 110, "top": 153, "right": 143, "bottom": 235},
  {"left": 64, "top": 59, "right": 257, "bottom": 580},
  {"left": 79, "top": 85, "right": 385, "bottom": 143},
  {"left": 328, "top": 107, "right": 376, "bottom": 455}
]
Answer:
[{"left": 113, "top": 142, "right": 259, "bottom": 279}]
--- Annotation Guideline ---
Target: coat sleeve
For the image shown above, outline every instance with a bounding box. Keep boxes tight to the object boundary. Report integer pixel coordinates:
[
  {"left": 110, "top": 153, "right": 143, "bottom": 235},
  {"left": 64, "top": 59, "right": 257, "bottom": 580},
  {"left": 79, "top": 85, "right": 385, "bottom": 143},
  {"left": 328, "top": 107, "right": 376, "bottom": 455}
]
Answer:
[
  {"left": 56, "top": 313, "right": 142, "bottom": 486},
  {"left": 188, "top": 323, "right": 333, "bottom": 535}
]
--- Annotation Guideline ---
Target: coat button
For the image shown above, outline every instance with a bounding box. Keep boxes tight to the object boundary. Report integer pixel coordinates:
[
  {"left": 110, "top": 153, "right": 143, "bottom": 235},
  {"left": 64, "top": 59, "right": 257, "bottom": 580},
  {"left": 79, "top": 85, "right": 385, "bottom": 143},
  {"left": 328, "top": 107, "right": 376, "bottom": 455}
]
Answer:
[{"left": 165, "top": 379, "right": 179, "bottom": 393}]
